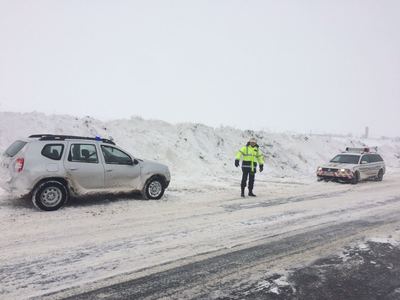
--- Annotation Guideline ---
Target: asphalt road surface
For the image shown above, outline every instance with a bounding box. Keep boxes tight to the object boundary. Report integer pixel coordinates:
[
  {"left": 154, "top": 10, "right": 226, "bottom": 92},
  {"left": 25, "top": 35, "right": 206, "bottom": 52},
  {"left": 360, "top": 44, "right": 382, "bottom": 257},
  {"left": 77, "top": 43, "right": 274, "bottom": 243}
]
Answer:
[{"left": 44, "top": 211, "right": 400, "bottom": 300}]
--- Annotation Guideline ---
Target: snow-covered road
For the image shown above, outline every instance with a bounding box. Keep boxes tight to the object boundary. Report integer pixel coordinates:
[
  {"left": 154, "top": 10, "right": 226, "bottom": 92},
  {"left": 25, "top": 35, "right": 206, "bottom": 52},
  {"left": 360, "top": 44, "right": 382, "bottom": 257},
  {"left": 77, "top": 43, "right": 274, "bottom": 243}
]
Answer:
[{"left": 1, "top": 172, "right": 400, "bottom": 299}]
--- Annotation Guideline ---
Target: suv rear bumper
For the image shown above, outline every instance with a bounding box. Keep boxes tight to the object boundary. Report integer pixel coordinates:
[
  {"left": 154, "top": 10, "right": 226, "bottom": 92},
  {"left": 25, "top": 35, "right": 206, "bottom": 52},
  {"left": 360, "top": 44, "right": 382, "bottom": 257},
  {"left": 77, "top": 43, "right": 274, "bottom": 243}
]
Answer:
[{"left": 0, "top": 176, "right": 32, "bottom": 197}]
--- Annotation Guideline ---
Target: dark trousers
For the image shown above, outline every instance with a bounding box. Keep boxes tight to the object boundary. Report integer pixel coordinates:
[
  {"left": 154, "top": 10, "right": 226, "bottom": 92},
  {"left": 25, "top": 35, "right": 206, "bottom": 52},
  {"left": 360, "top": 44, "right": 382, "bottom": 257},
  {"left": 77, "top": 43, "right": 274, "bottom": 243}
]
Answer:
[{"left": 241, "top": 167, "right": 255, "bottom": 191}]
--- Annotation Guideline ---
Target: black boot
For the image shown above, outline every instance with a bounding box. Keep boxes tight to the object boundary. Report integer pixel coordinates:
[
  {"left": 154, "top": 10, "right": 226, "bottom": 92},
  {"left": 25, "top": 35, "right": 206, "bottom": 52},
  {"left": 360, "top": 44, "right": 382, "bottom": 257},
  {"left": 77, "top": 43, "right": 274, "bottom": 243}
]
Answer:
[
  {"left": 248, "top": 190, "right": 256, "bottom": 197},
  {"left": 241, "top": 187, "right": 245, "bottom": 198}
]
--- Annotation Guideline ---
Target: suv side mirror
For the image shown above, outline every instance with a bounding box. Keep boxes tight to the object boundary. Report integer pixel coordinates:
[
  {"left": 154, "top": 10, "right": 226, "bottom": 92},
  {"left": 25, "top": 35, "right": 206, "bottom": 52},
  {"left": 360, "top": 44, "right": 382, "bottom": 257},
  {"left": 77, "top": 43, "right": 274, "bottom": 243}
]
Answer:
[{"left": 133, "top": 159, "right": 139, "bottom": 165}]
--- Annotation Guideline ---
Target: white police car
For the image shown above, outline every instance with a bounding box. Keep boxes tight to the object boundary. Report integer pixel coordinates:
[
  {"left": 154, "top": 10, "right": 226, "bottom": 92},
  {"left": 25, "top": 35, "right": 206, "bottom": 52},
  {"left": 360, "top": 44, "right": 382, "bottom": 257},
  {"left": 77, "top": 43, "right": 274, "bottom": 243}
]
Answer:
[{"left": 316, "top": 147, "right": 385, "bottom": 184}]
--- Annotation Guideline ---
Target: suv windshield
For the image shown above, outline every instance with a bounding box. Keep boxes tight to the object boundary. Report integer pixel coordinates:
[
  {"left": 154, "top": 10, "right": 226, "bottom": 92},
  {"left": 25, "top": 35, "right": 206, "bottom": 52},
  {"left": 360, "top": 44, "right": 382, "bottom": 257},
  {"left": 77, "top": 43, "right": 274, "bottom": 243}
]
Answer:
[
  {"left": 330, "top": 154, "right": 360, "bottom": 164},
  {"left": 5, "top": 140, "right": 27, "bottom": 157}
]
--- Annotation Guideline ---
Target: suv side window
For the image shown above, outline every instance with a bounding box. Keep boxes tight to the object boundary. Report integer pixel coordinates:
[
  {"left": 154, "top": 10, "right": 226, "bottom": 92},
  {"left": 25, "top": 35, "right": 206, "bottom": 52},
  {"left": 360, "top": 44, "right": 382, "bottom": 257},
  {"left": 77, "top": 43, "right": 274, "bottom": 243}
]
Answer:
[
  {"left": 68, "top": 144, "right": 98, "bottom": 163},
  {"left": 375, "top": 154, "right": 383, "bottom": 162},
  {"left": 101, "top": 145, "right": 133, "bottom": 165},
  {"left": 41, "top": 144, "right": 64, "bottom": 160}
]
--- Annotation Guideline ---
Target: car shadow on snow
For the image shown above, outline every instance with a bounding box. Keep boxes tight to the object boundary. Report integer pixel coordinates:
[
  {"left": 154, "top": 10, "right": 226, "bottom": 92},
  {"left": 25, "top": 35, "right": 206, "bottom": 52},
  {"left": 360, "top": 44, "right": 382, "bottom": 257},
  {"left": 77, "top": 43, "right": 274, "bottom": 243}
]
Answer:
[
  {"left": 67, "top": 191, "right": 147, "bottom": 208},
  {"left": 0, "top": 195, "right": 33, "bottom": 209},
  {"left": 1, "top": 191, "right": 159, "bottom": 211},
  {"left": 319, "top": 178, "right": 380, "bottom": 185}
]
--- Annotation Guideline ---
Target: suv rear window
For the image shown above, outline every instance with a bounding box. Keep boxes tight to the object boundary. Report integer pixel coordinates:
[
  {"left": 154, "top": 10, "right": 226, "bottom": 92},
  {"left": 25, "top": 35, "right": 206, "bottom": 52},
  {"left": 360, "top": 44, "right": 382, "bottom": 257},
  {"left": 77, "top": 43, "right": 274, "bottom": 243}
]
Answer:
[
  {"left": 41, "top": 144, "right": 64, "bottom": 160},
  {"left": 5, "top": 140, "right": 27, "bottom": 157}
]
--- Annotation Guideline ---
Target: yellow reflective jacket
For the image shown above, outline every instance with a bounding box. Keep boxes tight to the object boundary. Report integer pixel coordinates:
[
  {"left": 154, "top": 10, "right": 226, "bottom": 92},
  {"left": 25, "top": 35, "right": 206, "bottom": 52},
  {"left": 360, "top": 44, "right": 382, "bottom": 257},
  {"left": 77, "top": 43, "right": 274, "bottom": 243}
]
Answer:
[{"left": 235, "top": 144, "right": 265, "bottom": 172}]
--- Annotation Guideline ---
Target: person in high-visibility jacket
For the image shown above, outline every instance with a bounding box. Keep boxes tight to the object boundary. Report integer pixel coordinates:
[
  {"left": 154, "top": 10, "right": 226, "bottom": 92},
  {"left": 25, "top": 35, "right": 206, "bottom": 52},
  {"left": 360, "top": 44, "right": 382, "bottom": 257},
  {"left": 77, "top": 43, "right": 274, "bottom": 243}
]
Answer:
[{"left": 235, "top": 137, "right": 264, "bottom": 197}]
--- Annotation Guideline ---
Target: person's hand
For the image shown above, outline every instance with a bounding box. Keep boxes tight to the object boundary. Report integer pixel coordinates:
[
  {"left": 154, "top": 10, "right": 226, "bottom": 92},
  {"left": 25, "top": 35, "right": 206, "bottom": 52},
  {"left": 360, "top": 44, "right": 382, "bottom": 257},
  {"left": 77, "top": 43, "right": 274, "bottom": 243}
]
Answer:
[
  {"left": 259, "top": 165, "right": 264, "bottom": 172},
  {"left": 235, "top": 160, "right": 239, "bottom": 167}
]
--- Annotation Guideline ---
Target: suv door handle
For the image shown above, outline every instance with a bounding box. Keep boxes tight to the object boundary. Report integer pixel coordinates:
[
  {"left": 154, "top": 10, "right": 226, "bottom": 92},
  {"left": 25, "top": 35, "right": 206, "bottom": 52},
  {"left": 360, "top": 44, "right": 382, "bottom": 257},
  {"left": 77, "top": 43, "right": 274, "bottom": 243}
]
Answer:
[
  {"left": 106, "top": 169, "right": 113, "bottom": 172},
  {"left": 68, "top": 167, "right": 79, "bottom": 171}
]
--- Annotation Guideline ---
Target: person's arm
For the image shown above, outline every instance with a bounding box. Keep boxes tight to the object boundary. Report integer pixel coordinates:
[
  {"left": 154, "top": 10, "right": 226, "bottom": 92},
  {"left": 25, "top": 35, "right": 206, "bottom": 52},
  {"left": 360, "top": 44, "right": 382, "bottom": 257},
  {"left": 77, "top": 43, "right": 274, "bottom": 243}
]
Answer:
[
  {"left": 235, "top": 147, "right": 245, "bottom": 167},
  {"left": 257, "top": 149, "right": 265, "bottom": 171}
]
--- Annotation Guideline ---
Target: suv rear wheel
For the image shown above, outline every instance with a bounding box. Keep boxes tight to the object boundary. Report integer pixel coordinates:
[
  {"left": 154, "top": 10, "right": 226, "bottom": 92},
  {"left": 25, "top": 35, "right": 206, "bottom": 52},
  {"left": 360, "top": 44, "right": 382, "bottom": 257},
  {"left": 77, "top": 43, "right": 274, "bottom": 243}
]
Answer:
[
  {"left": 143, "top": 177, "right": 165, "bottom": 200},
  {"left": 32, "top": 181, "right": 68, "bottom": 211}
]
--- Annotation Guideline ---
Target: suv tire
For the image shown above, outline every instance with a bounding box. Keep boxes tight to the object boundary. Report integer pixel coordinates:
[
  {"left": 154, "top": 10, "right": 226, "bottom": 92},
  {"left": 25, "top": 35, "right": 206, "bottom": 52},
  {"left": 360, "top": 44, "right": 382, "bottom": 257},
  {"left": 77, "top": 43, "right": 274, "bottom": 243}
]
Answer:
[
  {"left": 32, "top": 181, "right": 68, "bottom": 211},
  {"left": 143, "top": 177, "right": 165, "bottom": 200}
]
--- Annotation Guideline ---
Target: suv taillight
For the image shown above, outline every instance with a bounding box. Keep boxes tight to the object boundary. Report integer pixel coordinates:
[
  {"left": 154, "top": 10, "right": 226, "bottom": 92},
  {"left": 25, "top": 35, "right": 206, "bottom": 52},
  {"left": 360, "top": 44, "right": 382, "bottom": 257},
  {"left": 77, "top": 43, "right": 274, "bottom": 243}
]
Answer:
[{"left": 15, "top": 158, "right": 24, "bottom": 172}]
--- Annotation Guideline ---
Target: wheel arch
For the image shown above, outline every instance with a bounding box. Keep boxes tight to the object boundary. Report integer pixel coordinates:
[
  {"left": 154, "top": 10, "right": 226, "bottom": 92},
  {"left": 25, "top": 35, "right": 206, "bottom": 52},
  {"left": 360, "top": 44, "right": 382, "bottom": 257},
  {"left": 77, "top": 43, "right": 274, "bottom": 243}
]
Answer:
[
  {"left": 143, "top": 174, "right": 168, "bottom": 189},
  {"left": 32, "top": 177, "right": 70, "bottom": 195}
]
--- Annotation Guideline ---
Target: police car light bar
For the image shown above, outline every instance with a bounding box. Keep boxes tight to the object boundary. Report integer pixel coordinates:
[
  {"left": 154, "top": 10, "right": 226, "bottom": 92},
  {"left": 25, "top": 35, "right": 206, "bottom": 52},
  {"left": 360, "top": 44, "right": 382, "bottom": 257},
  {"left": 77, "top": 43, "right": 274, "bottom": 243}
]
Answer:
[{"left": 345, "top": 147, "right": 378, "bottom": 153}]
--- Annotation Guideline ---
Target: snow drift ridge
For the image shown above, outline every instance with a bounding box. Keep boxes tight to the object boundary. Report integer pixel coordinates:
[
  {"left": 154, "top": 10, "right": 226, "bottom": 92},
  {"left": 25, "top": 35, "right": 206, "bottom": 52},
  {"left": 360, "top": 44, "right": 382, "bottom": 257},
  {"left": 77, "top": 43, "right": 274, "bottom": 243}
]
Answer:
[{"left": 0, "top": 112, "right": 399, "bottom": 180}]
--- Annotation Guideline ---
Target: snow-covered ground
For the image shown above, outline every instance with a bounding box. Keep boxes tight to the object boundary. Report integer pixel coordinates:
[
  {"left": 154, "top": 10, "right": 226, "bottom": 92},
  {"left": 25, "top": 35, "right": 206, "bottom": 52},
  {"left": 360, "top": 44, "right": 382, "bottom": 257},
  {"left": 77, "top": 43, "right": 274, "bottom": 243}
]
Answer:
[
  {"left": 2, "top": 176, "right": 400, "bottom": 299},
  {"left": 0, "top": 112, "right": 400, "bottom": 299}
]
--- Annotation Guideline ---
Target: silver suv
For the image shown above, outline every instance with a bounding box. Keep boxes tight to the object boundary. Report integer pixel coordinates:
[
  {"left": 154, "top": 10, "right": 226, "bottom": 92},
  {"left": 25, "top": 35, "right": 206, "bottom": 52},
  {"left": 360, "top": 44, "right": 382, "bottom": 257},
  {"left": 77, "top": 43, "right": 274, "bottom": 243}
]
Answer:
[
  {"left": 0, "top": 134, "right": 171, "bottom": 211},
  {"left": 316, "top": 147, "right": 385, "bottom": 184}
]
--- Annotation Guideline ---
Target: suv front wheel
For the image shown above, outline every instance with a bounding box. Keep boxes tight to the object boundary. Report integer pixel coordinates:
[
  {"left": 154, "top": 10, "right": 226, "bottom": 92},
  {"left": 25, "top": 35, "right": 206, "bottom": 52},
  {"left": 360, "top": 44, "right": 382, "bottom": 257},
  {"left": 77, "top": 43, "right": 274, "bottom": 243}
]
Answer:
[
  {"left": 143, "top": 177, "right": 165, "bottom": 200},
  {"left": 32, "top": 181, "right": 68, "bottom": 211}
]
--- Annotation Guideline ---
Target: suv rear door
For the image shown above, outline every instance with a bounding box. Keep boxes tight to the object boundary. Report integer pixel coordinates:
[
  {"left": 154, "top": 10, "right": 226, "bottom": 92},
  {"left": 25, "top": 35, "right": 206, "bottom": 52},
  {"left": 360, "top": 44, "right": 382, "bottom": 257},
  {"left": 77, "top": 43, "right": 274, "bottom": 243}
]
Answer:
[
  {"left": 64, "top": 143, "right": 105, "bottom": 191},
  {"left": 100, "top": 145, "right": 141, "bottom": 190}
]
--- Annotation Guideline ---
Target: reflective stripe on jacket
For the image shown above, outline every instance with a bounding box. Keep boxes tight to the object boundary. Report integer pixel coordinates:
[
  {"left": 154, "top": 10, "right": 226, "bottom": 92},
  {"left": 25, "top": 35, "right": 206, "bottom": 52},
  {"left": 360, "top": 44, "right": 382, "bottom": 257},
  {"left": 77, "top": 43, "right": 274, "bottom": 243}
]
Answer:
[{"left": 235, "top": 145, "right": 265, "bottom": 172}]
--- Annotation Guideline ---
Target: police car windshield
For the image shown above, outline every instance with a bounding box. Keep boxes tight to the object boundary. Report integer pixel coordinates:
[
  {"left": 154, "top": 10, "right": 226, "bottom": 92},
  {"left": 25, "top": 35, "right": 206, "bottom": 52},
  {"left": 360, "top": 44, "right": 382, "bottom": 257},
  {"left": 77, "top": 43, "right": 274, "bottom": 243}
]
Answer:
[{"left": 330, "top": 154, "right": 360, "bottom": 164}]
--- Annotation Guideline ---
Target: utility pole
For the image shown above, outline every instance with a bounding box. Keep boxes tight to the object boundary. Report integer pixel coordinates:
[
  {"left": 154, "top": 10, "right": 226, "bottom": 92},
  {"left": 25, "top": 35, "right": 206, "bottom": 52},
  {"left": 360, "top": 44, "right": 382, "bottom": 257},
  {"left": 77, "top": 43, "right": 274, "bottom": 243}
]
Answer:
[{"left": 363, "top": 126, "right": 369, "bottom": 139}]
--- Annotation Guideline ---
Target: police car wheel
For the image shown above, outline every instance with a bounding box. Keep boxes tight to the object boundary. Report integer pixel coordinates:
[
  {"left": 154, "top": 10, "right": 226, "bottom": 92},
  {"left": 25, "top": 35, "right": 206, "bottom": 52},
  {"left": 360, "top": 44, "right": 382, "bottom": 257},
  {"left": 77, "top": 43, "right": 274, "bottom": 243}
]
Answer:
[
  {"left": 351, "top": 171, "right": 360, "bottom": 184},
  {"left": 376, "top": 169, "right": 384, "bottom": 182}
]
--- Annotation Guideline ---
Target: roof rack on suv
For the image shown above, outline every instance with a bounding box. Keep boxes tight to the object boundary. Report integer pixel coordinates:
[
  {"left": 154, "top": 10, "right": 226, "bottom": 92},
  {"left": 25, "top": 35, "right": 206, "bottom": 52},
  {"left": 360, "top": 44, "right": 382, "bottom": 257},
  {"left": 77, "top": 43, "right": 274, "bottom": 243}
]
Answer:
[
  {"left": 29, "top": 134, "right": 116, "bottom": 145},
  {"left": 345, "top": 147, "right": 378, "bottom": 153}
]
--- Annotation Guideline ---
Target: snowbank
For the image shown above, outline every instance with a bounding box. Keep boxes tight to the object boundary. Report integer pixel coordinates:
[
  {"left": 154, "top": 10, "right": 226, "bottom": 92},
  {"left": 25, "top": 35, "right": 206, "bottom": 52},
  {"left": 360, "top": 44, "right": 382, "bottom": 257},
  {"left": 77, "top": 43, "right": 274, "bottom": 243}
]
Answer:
[{"left": 0, "top": 112, "right": 399, "bottom": 183}]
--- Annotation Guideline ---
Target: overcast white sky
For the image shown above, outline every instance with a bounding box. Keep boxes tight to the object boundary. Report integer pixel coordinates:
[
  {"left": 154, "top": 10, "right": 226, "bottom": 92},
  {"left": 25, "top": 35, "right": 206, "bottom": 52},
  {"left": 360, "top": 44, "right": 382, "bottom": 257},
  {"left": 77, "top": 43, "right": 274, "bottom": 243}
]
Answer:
[{"left": 0, "top": 0, "right": 399, "bottom": 137}]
